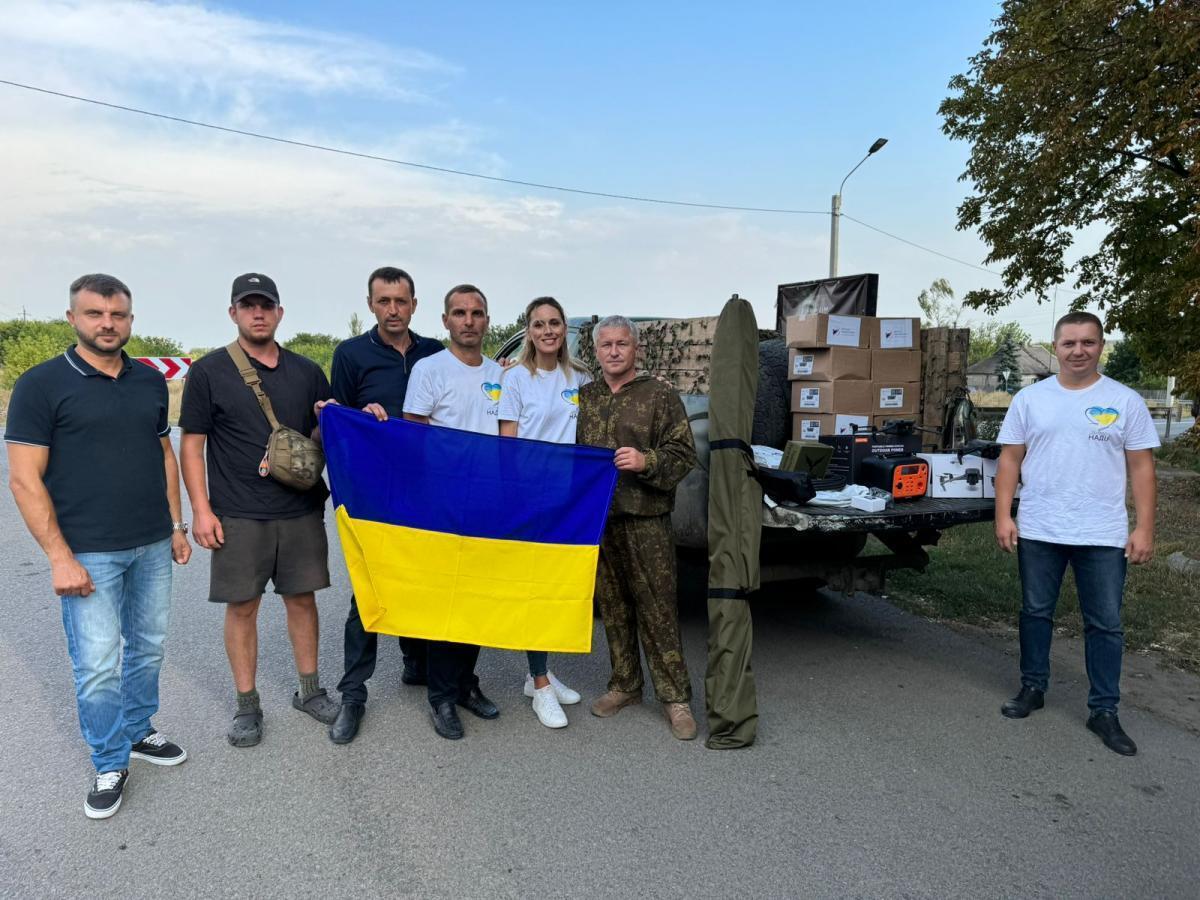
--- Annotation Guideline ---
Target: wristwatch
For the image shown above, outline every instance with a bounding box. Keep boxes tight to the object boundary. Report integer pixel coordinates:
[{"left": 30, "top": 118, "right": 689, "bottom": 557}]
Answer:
[{"left": 173, "top": 522, "right": 189, "bottom": 534}]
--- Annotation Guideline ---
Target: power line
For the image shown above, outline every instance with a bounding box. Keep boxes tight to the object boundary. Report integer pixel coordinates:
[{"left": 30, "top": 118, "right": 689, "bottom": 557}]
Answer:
[
  {"left": 0, "top": 78, "right": 827, "bottom": 216},
  {"left": 0, "top": 76, "right": 1092, "bottom": 298}
]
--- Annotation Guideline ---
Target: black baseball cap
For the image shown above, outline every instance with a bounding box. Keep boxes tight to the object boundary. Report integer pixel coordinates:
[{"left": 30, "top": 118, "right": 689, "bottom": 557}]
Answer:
[{"left": 231, "top": 273, "right": 280, "bottom": 305}]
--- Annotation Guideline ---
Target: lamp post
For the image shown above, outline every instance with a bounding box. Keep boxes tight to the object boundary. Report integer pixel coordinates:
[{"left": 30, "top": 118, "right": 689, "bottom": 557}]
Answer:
[{"left": 829, "top": 137, "right": 888, "bottom": 277}]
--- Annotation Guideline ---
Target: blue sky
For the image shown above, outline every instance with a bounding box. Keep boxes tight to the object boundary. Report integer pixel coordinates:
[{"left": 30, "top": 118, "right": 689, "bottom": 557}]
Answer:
[{"left": 0, "top": 1, "right": 1078, "bottom": 347}]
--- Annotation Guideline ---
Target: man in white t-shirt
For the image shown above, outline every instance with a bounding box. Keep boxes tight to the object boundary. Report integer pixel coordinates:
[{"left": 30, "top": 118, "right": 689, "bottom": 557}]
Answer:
[
  {"left": 403, "top": 284, "right": 504, "bottom": 740},
  {"left": 994, "top": 311, "right": 1159, "bottom": 756}
]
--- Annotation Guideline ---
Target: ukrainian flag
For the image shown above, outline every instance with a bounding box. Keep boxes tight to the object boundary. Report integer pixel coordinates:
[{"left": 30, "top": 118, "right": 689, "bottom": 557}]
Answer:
[{"left": 320, "top": 404, "right": 617, "bottom": 653}]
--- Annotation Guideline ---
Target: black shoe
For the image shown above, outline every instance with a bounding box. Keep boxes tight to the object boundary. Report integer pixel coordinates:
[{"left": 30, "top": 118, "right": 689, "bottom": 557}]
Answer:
[
  {"left": 458, "top": 685, "right": 499, "bottom": 720},
  {"left": 431, "top": 701, "right": 464, "bottom": 740},
  {"left": 1001, "top": 686, "right": 1045, "bottom": 719},
  {"left": 328, "top": 702, "right": 365, "bottom": 744},
  {"left": 85, "top": 770, "right": 129, "bottom": 820},
  {"left": 400, "top": 661, "right": 427, "bottom": 687},
  {"left": 130, "top": 730, "right": 188, "bottom": 766},
  {"left": 1087, "top": 711, "right": 1138, "bottom": 756}
]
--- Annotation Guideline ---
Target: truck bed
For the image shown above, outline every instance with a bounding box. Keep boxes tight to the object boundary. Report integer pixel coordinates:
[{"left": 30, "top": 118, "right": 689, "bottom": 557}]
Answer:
[{"left": 763, "top": 497, "right": 998, "bottom": 534}]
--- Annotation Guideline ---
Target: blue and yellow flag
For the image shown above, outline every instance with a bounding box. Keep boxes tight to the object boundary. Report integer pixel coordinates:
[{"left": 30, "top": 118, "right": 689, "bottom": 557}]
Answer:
[{"left": 321, "top": 404, "right": 617, "bottom": 653}]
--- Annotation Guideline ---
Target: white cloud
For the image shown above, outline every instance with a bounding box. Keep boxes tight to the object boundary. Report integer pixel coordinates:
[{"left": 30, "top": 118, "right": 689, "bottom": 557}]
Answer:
[{"left": 0, "top": 0, "right": 452, "bottom": 109}]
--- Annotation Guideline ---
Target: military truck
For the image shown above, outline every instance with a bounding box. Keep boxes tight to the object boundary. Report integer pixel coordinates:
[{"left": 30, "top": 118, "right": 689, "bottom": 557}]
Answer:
[{"left": 494, "top": 312, "right": 995, "bottom": 594}]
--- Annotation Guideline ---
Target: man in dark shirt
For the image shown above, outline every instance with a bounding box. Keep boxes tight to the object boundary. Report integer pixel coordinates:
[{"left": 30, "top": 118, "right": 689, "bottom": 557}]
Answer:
[
  {"left": 179, "top": 273, "right": 337, "bottom": 749},
  {"left": 6, "top": 274, "right": 192, "bottom": 819},
  {"left": 326, "top": 266, "right": 444, "bottom": 744},
  {"left": 576, "top": 315, "right": 699, "bottom": 740}
]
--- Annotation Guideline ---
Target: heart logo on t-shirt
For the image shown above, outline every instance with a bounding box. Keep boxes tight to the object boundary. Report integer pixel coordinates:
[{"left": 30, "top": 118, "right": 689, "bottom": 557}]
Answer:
[
  {"left": 481, "top": 382, "right": 502, "bottom": 403},
  {"left": 560, "top": 388, "right": 580, "bottom": 406},
  {"left": 1085, "top": 406, "right": 1120, "bottom": 428}
]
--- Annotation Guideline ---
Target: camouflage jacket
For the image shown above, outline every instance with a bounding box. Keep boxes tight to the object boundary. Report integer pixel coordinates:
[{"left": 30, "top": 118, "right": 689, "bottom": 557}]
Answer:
[{"left": 577, "top": 374, "right": 697, "bottom": 517}]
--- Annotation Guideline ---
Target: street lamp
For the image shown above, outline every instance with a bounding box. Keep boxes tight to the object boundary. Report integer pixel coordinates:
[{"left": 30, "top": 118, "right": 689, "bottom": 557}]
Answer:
[{"left": 829, "top": 137, "right": 888, "bottom": 277}]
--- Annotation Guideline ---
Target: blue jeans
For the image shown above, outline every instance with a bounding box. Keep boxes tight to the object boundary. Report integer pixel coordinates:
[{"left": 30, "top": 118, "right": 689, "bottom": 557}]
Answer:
[
  {"left": 526, "top": 651, "right": 548, "bottom": 679},
  {"left": 61, "top": 537, "right": 173, "bottom": 772},
  {"left": 1017, "top": 538, "right": 1126, "bottom": 713}
]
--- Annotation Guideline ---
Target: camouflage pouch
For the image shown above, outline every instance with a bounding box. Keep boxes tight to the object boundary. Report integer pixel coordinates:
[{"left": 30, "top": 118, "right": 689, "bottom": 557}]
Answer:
[{"left": 226, "top": 341, "right": 325, "bottom": 492}]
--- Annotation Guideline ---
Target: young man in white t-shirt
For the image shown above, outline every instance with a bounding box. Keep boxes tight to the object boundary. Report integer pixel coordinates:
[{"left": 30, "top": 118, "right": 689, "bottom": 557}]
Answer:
[
  {"left": 404, "top": 284, "right": 504, "bottom": 740},
  {"left": 994, "top": 312, "right": 1159, "bottom": 756}
]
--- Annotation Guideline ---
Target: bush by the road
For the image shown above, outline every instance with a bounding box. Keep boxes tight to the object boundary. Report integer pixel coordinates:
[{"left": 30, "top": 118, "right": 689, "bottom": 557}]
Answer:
[{"left": 0, "top": 318, "right": 184, "bottom": 388}]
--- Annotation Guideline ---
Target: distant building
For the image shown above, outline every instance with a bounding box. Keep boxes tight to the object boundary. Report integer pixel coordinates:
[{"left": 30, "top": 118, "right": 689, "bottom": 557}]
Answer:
[{"left": 967, "top": 344, "right": 1059, "bottom": 392}]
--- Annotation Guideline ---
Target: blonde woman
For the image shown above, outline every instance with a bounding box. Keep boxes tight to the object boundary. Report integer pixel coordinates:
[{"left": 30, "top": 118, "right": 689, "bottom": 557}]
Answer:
[{"left": 499, "top": 297, "right": 591, "bottom": 728}]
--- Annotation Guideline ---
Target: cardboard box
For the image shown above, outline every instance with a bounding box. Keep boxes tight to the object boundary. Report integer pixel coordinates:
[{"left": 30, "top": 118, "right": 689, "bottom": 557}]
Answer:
[
  {"left": 871, "top": 381, "right": 920, "bottom": 415},
  {"left": 785, "top": 313, "right": 868, "bottom": 349},
  {"left": 981, "top": 456, "right": 1022, "bottom": 499},
  {"left": 788, "top": 347, "right": 872, "bottom": 381},
  {"left": 792, "top": 413, "right": 870, "bottom": 441},
  {"left": 869, "top": 317, "right": 921, "bottom": 349},
  {"left": 919, "top": 453, "right": 984, "bottom": 499},
  {"left": 791, "top": 379, "right": 873, "bottom": 415},
  {"left": 870, "top": 349, "right": 922, "bottom": 383}
]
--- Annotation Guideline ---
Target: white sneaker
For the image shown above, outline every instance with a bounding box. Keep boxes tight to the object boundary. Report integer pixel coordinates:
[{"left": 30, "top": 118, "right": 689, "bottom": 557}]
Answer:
[
  {"left": 523, "top": 671, "right": 582, "bottom": 706},
  {"left": 531, "top": 685, "right": 568, "bottom": 729}
]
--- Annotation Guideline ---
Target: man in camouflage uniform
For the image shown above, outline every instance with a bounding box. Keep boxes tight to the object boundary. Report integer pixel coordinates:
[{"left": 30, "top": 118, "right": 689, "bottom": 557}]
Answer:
[{"left": 577, "top": 315, "right": 699, "bottom": 740}]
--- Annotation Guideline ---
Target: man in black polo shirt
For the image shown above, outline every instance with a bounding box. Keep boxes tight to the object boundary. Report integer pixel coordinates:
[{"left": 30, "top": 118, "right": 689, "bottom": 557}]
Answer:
[
  {"left": 326, "top": 266, "right": 445, "bottom": 743},
  {"left": 7, "top": 274, "right": 192, "bottom": 820},
  {"left": 179, "top": 273, "right": 337, "bottom": 748}
]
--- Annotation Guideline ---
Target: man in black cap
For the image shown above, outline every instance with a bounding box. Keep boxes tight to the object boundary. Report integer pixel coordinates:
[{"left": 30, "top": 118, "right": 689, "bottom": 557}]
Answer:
[
  {"left": 179, "top": 273, "right": 338, "bottom": 748},
  {"left": 326, "top": 266, "right": 445, "bottom": 744}
]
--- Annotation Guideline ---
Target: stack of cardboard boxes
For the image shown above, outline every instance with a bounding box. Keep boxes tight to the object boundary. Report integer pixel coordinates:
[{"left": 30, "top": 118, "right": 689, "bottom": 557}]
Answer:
[{"left": 787, "top": 313, "right": 922, "bottom": 441}]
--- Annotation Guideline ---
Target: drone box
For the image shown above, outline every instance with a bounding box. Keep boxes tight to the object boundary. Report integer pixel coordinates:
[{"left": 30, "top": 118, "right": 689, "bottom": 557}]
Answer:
[
  {"left": 791, "top": 413, "right": 870, "bottom": 441},
  {"left": 918, "top": 453, "right": 984, "bottom": 499},
  {"left": 791, "top": 380, "right": 873, "bottom": 415},
  {"left": 870, "top": 349, "right": 922, "bottom": 383},
  {"left": 871, "top": 382, "right": 920, "bottom": 415},
  {"left": 981, "top": 456, "right": 1022, "bottom": 500}
]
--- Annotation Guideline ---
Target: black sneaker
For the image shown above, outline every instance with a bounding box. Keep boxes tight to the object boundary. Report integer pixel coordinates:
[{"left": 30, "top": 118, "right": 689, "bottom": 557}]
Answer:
[
  {"left": 130, "top": 730, "right": 188, "bottom": 766},
  {"left": 85, "top": 770, "right": 129, "bottom": 820}
]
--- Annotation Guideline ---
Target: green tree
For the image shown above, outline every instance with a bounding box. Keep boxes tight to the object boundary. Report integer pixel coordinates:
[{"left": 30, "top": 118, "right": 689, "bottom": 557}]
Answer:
[
  {"left": 916, "top": 278, "right": 961, "bottom": 328},
  {"left": 348, "top": 313, "right": 364, "bottom": 337},
  {"left": 1102, "top": 338, "right": 1168, "bottom": 389},
  {"left": 282, "top": 332, "right": 340, "bottom": 377},
  {"left": 994, "top": 334, "right": 1021, "bottom": 394},
  {"left": 968, "top": 320, "right": 1032, "bottom": 367},
  {"left": 1, "top": 331, "right": 68, "bottom": 388},
  {"left": 126, "top": 335, "right": 184, "bottom": 357},
  {"left": 941, "top": 0, "right": 1200, "bottom": 423},
  {"left": 482, "top": 317, "right": 525, "bottom": 359}
]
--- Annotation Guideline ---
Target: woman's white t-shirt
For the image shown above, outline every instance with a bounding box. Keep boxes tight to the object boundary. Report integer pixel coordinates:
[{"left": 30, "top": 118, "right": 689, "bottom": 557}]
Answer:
[
  {"left": 498, "top": 364, "right": 593, "bottom": 445},
  {"left": 997, "top": 375, "right": 1159, "bottom": 548}
]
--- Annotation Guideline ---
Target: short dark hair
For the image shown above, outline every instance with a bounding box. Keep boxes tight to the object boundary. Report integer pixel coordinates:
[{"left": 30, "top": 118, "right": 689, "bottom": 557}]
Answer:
[
  {"left": 444, "top": 283, "right": 488, "bottom": 313},
  {"left": 367, "top": 266, "right": 415, "bottom": 298},
  {"left": 70, "top": 273, "right": 132, "bottom": 307},
  {"left": 1053, "top": 310, "right": 1105, "bottom": 340}
]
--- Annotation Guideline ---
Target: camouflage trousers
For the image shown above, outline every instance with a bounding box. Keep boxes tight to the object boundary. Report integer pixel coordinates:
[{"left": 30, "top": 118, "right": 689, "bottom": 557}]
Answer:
[{"left": 595, "top": 514, "right": 691, "bottom": 703}]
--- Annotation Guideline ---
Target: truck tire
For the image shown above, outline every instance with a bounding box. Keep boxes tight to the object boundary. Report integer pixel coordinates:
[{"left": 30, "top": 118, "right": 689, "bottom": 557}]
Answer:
[{"left": 753, "top": 338, "right": 790, "bottom": 449}]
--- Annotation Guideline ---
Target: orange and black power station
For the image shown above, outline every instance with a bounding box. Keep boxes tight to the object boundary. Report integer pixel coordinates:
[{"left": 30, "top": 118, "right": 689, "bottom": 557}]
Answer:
[{"left": 859, "top": 455, "right": 929, "bottom": 500}]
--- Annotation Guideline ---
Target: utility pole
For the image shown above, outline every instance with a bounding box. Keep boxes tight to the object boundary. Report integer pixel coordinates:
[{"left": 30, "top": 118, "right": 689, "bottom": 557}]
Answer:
[{"left": 828, "top": 138, "right": 888, "bottom": 278}]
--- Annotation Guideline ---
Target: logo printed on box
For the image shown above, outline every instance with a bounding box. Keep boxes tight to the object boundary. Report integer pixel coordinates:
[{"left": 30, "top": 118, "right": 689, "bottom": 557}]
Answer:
[
  {"left": 798, "top": 387, "right": 821, "bottom": 409},
  {"left": 826, "top": 315, "right": 861, "bottom": 347},
  {"left": 879, "top": 387, "right": 906, "bottom": 409},
  {"left": 879, "top": 318, "right": 915, "bottom": 349},
  {"left": 792, "top": 354, "right": 815, "bottom": 376}
]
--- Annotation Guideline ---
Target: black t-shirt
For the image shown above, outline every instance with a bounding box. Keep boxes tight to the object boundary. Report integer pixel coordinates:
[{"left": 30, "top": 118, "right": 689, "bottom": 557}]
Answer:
[
  {"left": 330, "top": 326, "right": 444, "bottom": 416},
  {"left": 179, "top": 345, "right": 332, "bottom": 520},
  {"left": 4, "top": 346, "right": 172, "bottom": 553}
]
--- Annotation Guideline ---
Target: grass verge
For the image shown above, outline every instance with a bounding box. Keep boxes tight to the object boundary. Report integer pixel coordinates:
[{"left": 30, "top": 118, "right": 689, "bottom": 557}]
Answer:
[{"left": 873, "top": 469, "right": 1200, "bottom": 673}]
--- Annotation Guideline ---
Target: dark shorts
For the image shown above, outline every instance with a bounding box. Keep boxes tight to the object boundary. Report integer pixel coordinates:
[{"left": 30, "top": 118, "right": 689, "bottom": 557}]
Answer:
[{"left": 208, "top": 512, "right": 330, "bottom": 603}]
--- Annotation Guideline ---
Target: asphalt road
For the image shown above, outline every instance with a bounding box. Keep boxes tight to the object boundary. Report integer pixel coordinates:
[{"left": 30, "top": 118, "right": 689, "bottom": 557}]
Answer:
[{"left": 1, "top": 441, "right": 1198, "bottom": 899}]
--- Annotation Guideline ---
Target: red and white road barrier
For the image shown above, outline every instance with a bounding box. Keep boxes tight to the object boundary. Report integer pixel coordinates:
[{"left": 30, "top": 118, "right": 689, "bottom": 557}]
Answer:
[{"left": 134, "top": 357, "right": 192, "bottom": 379}]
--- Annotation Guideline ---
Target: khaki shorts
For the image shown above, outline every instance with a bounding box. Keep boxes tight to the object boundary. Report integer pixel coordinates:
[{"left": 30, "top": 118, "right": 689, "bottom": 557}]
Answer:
[{"left": 208, "top": 512, "right": 330, "bottom": 603}]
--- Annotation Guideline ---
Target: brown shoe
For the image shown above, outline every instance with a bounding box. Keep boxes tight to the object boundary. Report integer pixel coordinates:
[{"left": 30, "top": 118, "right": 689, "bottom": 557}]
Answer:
[
  {"left": 663, "top": 702, "right": 697, "bottom": 740},
  {"left": 590, "top": 690, "right": 642, "bottom": 718}
]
